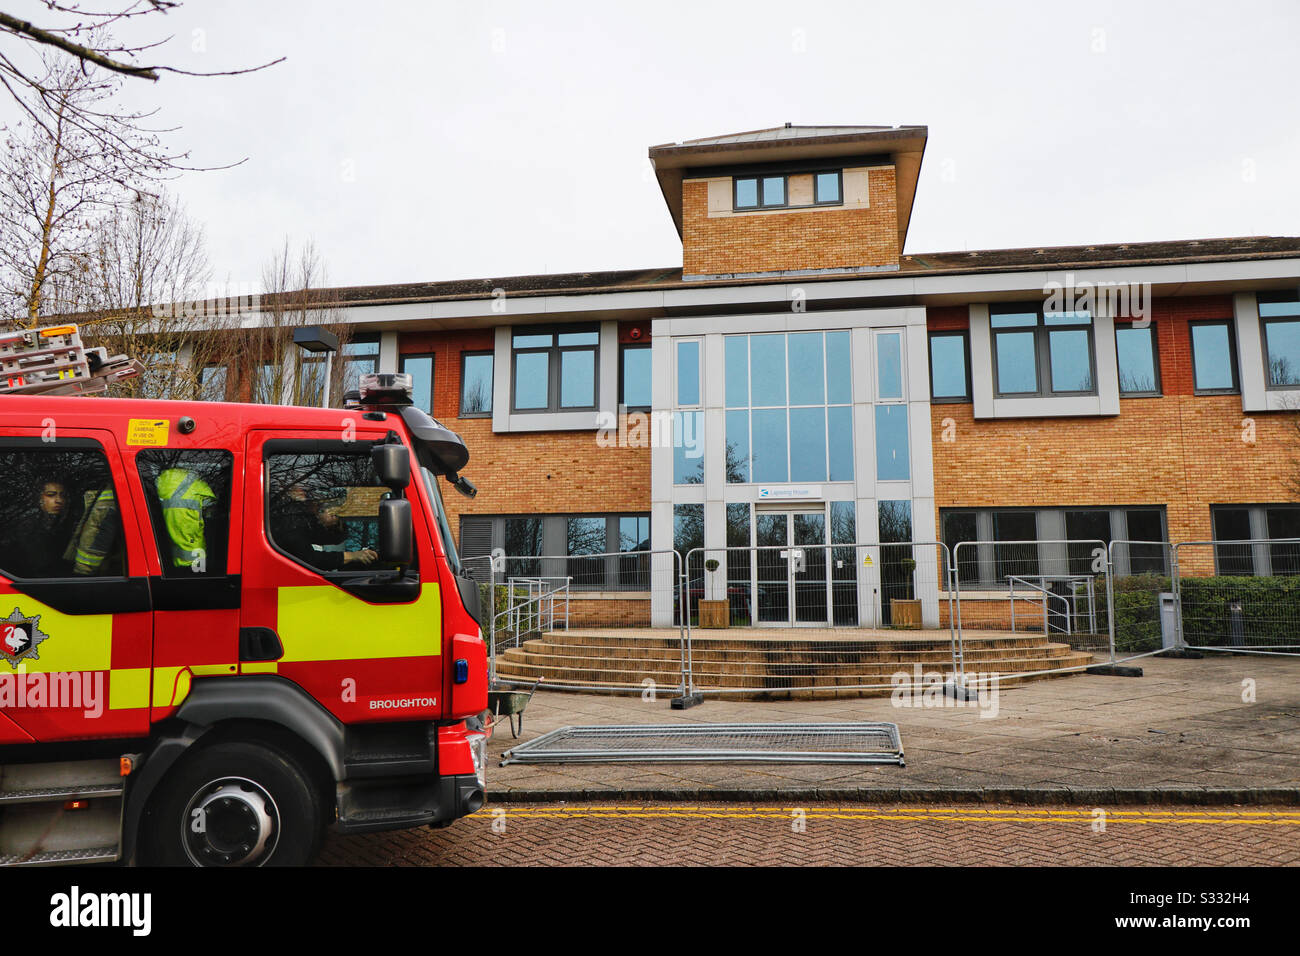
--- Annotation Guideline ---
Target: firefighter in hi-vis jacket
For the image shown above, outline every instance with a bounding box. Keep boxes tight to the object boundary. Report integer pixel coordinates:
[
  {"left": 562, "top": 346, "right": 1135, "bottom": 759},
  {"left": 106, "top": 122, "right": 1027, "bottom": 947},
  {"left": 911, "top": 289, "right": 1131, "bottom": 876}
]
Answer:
[
  {"left": 65, "top": 486, "right": 121, "bottom": 575},
  {"left": 155, "top": 467, "right": 216, "bottom": 572}
]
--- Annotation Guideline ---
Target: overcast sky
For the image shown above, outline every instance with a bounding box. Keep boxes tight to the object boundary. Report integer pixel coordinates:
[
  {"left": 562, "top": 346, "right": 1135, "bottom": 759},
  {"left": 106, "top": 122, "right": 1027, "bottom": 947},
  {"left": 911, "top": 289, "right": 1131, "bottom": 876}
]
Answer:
[{"left": 9, "top": 0, "right": 1300, "bottom": 290}]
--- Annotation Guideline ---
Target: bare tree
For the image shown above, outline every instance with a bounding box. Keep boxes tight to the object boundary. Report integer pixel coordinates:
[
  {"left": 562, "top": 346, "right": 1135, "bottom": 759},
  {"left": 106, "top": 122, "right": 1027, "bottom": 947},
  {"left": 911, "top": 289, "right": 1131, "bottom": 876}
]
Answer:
[
  {"left": 0, "top": 51, "right": 197, "bottom": 325},
  {"left": 63, "top": 191, "right": 233, "bottom": 400},
  {"left": 0, "top": 3, "right": 281, "bottom": 134},
  {"left": 224, "top": 239, "right": 353, "bottom": 408}
]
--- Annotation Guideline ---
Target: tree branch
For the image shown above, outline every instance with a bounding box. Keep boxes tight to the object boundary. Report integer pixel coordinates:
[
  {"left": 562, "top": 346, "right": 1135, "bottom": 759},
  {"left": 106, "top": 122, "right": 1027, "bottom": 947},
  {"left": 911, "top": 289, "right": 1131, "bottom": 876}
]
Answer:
[{"left": 0, "top": 12, "right": 159, "bottom": 79}]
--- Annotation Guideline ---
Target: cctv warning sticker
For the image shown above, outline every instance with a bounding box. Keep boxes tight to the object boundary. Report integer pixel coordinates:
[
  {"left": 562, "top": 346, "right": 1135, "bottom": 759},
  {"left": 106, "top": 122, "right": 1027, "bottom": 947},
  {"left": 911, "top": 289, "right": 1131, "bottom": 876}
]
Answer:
[{"left": 126, "top": 419, "right": 169, "bottom": 446}]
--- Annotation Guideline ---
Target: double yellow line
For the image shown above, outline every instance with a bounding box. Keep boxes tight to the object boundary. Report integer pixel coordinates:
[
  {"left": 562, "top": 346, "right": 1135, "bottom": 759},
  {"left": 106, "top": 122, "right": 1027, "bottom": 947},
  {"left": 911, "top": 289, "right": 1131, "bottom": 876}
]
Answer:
[{"left": 475, "top": 806, "right": 1300, "bottom": 826}]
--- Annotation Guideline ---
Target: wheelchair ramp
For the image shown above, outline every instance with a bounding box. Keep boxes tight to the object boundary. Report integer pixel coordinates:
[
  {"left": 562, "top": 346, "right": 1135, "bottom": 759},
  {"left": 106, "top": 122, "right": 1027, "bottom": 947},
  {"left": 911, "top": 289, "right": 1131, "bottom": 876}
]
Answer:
[{"left": 501, "top": 722, "right": 904, "bottom": 767}]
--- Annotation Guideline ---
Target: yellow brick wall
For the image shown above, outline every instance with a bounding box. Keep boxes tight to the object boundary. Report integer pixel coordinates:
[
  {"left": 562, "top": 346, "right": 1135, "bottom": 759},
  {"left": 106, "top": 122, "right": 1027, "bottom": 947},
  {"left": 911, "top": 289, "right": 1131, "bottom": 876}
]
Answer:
[
  {"left": 444, "top": 414, "right": 651, "bottom": 540},
  {"left": 681, "top": 167, "right": 899, "bottom": 276},
  {"left": 931, "top": 397, "right": 1299, "bottom": 575}
]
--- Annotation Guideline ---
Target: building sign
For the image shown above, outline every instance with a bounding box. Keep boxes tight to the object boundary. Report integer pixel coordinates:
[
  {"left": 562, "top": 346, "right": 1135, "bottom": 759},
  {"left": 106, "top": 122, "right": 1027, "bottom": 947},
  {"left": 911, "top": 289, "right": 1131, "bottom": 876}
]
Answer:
[{"left": 756, "top": 485, "right": 823, "bottom": 500}]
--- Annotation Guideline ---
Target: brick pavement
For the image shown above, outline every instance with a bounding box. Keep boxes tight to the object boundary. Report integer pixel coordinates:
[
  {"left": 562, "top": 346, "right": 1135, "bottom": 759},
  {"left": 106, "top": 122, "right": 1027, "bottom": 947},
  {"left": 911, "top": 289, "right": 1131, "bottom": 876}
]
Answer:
[
  {"left": 318, "top": 804, "right": 1300, "bottom": 867},
  {"left": 486, "top": 655, "right": 1300, "bottom": 800}
]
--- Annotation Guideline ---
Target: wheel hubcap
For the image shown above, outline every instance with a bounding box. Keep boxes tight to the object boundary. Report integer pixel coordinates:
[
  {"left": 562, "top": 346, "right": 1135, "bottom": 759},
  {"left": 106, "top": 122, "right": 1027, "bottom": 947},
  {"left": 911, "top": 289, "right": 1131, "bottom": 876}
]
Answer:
[{"left": 182, "top": 777, "right": 279, "bottom": 866}]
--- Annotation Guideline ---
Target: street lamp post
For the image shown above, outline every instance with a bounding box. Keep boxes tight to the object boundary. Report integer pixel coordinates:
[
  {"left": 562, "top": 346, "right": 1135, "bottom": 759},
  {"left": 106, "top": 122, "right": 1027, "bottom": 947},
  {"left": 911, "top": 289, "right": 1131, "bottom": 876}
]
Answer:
[{"left": 292, "top": 326, "right": 340, "bottom": 408}]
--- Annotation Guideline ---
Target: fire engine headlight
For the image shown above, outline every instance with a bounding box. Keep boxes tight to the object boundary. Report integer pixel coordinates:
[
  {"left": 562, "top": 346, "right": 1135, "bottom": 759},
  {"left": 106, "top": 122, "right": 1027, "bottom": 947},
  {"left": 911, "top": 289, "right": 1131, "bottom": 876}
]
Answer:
[{"left": 466, "top": 731, "right": 487, "bottom": 789}]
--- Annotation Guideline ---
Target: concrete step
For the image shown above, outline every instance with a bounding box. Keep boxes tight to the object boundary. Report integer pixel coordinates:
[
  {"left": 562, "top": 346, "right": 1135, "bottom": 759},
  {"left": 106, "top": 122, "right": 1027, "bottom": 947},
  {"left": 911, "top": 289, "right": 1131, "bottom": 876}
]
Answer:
[
  {"left": 517, "top": 630, "right": 1069, "bottom": 652},
  {"left": 495, "top": 652, "right": 1096, "bottom": 689},
  {"left": 500, "top": 644, "right": 1082, "bottom": 676},
  {"left": 493, "top": 656, "right": 1095, "bottom": 701},
  {"left": 505, "top": 639, "right": 1081, "bottom": 666}
]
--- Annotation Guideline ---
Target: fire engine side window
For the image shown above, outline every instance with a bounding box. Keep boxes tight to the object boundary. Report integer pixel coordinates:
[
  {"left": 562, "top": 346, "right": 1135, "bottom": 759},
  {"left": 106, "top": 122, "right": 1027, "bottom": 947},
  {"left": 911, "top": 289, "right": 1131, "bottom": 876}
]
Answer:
[
  {"left": 0, "top": 447, "right": 126, "bottom": 579},
  {"left": 136, "top": 450, "right": 234, "bottom": 577},
  {"left": 266, "top": 451, "right": 409, "bottom": 575}
]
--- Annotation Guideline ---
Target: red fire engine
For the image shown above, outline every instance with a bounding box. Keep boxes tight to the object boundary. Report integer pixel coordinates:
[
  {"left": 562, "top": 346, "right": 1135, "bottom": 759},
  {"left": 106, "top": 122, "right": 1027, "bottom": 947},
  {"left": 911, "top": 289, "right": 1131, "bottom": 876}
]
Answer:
[{"left": 0, "top": 325, "right": 489, "bottom": 866}]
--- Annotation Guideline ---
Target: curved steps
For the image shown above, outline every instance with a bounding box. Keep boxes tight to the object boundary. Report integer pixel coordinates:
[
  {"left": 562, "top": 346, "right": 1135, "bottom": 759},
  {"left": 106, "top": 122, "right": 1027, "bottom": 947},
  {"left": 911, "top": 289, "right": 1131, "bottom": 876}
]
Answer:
[{"left": 493, "top": 630, "right": 1096, "bottom": 700}]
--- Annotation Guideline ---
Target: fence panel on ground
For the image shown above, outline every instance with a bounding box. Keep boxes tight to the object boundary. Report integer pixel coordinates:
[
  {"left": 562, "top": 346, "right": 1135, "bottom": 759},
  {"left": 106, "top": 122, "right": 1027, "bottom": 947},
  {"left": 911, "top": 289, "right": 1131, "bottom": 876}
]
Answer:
[
  {"left": 1174, "top": 539, "right": 1300, "bottom": 656},
  {"left": 484, "top": 549, "right": 687, "bottom": 697}
]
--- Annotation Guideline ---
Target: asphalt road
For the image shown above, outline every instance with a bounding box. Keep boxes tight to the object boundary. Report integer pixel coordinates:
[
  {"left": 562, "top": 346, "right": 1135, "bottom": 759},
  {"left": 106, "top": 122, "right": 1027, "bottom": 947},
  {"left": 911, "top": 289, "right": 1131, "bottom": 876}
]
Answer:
[{"left": 316, "top": 803, "right": 1300, "bottom": 866}]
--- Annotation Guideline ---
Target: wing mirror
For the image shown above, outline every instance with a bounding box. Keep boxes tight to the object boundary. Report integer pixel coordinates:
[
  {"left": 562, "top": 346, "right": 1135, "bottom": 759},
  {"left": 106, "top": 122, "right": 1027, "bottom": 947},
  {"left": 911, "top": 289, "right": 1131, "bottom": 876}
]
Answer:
[
  {"left": 371, "top": 443, "right": 410, "bottom": 490},
  {"left": 378, "top": 498, "right": 413, "bottom": 565}
]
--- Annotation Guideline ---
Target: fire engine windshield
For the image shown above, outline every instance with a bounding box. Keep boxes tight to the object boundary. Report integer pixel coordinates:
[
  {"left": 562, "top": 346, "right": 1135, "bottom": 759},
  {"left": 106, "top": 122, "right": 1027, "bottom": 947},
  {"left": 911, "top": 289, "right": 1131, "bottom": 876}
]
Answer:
[{"left": 418, "top": 456, "right": 461, "bottom": 575}]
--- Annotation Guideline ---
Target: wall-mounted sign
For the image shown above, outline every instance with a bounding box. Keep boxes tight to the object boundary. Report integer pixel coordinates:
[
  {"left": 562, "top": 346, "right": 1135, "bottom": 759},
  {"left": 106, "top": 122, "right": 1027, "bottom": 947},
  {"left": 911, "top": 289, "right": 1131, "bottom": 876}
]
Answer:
[{"left": 756, "top": 485, "right": 823, "bottom": 500}]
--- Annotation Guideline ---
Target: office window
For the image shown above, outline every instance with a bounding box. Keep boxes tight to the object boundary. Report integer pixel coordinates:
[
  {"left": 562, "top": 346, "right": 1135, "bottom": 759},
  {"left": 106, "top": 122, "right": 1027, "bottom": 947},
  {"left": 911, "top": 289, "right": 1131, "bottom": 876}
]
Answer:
[
  {"left": 198, "top": 365, "right": 228, "bottom": 402},
  {"left": 941, "top": 511, "right": 979, "bottom": 584},
  {"left": 1259, "top": 294, "right": 1300, "bottom": 388},
  {"left": 876, "top": 332, "right": 903, "bottom": 400},
  {"left": 1267, "top": 507, "right": 1300, "bottom": 575},
  {"left": 673, "top": 411, "right": 704, "bottom": 485},
  {"left": 620, "top": 344, "right": 651, "bottom": 409},
  {"left": 990, "top": 305, "right": 1096, "bottom": 397},
  {"left": 503, "top": 517, "right": 544, "bottom": 578},
  {"left": 723, "top": 331, "right": 853, "bottom": 484},
  {"left": 929, "top": 331, "right": 970, "bottom": 402},
  {"left": 1211, "top": 504, "right": 1300, "bottom": 576},
  {"left": 1065, "top": 509, "right": 1111, "bottom": 576},
  {"left": 940, "top": 506, "right": 1169, "bottom": 584},
  {"left": 566, "top": 516, "right": 606, "bottom": 587},
  {"left": 1115, "top": 324, "right": 1161, "bottom": 395},
  {"left": 459, "top": 351, "right": 493, "bottom": 417},
  {"left": 878, "top": 500, "right": 912, "bottom": 543},
  {"left": 511, "top": 326, "right": 598, "bottom": 413},
  {"left": 734, "top": 177, "right": 759, "bottom": 209},
  {"left": 734, "top": 170, "right": 843, "bottom": 211},
  {"left": 1189, "top": 320, "right": 1238, "bottom": 394},
  {"left": 341, "top": 337, "right": 379, "bottom": 395},
  {"left": 875, "top": 406, "right": 909, "bottom": 481},
  {"left": 676, "top": 340, "right": 700, "bottom": 406},
  {"left": 399, "top": 353, "right": 434, "bottom": 413},
  {"left": 674, "top": 504, "right": 704, "bottom": 562},
  {"left": 761, "top": 176, "right": 785, "bottom": 206},
  {"left": 993, "top": 511, "right": 1038, "bottom": 579},
  {"left": 815, "top": 172, "right": 841, "bottom": 204}
]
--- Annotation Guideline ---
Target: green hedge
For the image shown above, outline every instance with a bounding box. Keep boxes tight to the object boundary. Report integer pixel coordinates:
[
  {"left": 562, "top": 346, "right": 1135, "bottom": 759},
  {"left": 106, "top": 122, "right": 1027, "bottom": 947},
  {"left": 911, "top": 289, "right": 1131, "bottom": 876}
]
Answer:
[
  {"left": 1178, "top": 575, "right": 1300, "bottom": 647},
  {"left": 1092, "top": 574, "right": 1300, "bottom": 652}
]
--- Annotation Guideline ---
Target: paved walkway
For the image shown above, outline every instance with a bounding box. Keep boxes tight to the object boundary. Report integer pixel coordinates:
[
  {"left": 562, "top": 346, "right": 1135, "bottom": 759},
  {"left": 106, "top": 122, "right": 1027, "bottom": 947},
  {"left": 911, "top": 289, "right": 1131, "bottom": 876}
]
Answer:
[
  {"left": 486, "top": 655, "right": 1300, "bottom": 802},
  {"left": 320, "top": 802, "right": 1300, "bottom": 866}
]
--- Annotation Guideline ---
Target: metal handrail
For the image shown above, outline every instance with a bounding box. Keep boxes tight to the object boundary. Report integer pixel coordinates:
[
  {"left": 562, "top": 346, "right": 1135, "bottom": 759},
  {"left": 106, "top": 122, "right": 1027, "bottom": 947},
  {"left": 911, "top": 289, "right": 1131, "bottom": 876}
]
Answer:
[
  {"left": 1007, "top": 575, "right": 1079, "bottom": 635},
  {"left": 494, "top": 577, "right": 572, "bottom": 649}
]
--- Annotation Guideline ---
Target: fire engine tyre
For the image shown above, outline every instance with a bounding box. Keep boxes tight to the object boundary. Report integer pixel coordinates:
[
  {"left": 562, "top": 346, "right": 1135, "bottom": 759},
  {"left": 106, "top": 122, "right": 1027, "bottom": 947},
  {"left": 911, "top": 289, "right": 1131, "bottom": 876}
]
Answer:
[{"left": 140, "top": 741, "right": 324, "bottom": 867}]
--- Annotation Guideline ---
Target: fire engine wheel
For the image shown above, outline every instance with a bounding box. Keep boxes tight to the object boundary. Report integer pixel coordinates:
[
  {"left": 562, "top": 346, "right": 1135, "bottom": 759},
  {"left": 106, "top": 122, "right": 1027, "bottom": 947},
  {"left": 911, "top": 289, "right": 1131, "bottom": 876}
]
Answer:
[{"left": 142, "top": 741, "right": 323, "bottom": 867}]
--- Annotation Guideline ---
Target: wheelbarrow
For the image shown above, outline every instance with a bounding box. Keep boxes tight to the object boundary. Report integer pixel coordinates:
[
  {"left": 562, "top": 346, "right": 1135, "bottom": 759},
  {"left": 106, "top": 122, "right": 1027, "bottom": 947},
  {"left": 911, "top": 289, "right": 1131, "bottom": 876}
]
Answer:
[{"left": 487, "top": 678, "right": 543, "bottom": 739}]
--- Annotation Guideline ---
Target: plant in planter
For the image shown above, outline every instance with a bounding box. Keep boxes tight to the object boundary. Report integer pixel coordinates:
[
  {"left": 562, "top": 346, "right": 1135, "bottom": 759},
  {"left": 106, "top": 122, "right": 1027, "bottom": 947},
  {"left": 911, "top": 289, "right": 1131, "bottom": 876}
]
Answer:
[
  {"left": 700, "top": 558, "right": 729, "bottom": 628},
  {"left": 901, "top": 557, "right": 917, "bottom": 599},
  {"left": 890, "top": 556, "right": 922, "bottom": 629}
]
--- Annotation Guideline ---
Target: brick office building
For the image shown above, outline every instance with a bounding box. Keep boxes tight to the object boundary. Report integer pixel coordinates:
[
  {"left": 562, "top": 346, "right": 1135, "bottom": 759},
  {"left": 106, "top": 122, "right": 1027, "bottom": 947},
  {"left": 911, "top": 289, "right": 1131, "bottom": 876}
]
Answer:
[{"left": 278, "top": 125, "right": 1300, "bottom": 629}]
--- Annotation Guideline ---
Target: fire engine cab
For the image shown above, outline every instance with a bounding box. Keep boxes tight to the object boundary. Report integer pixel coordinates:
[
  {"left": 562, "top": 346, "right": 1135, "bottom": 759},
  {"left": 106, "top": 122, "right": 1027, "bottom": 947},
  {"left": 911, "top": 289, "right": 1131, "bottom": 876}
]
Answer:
[{"left": 0, "top": 327, "right": 489, "bottom": 866}]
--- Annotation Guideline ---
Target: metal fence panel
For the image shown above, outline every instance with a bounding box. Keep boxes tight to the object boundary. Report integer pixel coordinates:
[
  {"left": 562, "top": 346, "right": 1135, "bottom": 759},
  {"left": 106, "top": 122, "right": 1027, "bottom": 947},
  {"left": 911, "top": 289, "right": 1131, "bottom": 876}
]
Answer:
[
  {"left": 1103, "top": 539, "right": 1176, "bottom": 664},
  {"left": 484, "top": 549, "right": 687, "bottom": 696},
  {"left": 1174, "top": 539, "right": 1300, "bottom": 656},
  {"left": 678, "top": 541, "right": 967, "bottom": 695}
]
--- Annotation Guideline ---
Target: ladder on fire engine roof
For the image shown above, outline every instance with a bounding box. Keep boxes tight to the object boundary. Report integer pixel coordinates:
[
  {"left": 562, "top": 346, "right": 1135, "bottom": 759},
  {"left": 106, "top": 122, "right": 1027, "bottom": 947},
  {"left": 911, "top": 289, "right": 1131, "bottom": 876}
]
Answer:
[{"left": 0, "top": 324, "right": 144, "bottom": 396}]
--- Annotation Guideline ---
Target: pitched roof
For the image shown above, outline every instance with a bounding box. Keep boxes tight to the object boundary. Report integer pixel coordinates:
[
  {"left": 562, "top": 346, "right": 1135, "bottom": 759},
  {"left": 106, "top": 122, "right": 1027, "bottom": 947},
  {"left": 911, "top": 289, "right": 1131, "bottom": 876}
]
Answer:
[
  {"left": 279, "top": 236, "right": 1300, "bottom": 309},
  {"left": 670, "top": 125, "right": 906, "bottom": 147}
]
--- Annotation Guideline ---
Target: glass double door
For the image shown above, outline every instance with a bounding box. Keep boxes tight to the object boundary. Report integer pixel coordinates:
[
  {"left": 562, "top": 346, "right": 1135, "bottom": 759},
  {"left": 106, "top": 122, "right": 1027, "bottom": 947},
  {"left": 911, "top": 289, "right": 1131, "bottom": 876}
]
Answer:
[{"left": 755, "top": 510, "right": 828, "bottom": 626}]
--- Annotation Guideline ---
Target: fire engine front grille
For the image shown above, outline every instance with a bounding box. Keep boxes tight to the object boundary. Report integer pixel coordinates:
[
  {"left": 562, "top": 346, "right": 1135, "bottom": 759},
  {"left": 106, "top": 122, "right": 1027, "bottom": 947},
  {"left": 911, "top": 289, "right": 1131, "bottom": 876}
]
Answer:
[{"left": 500, "top": 722, "right": 904, "bottom": 766}]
